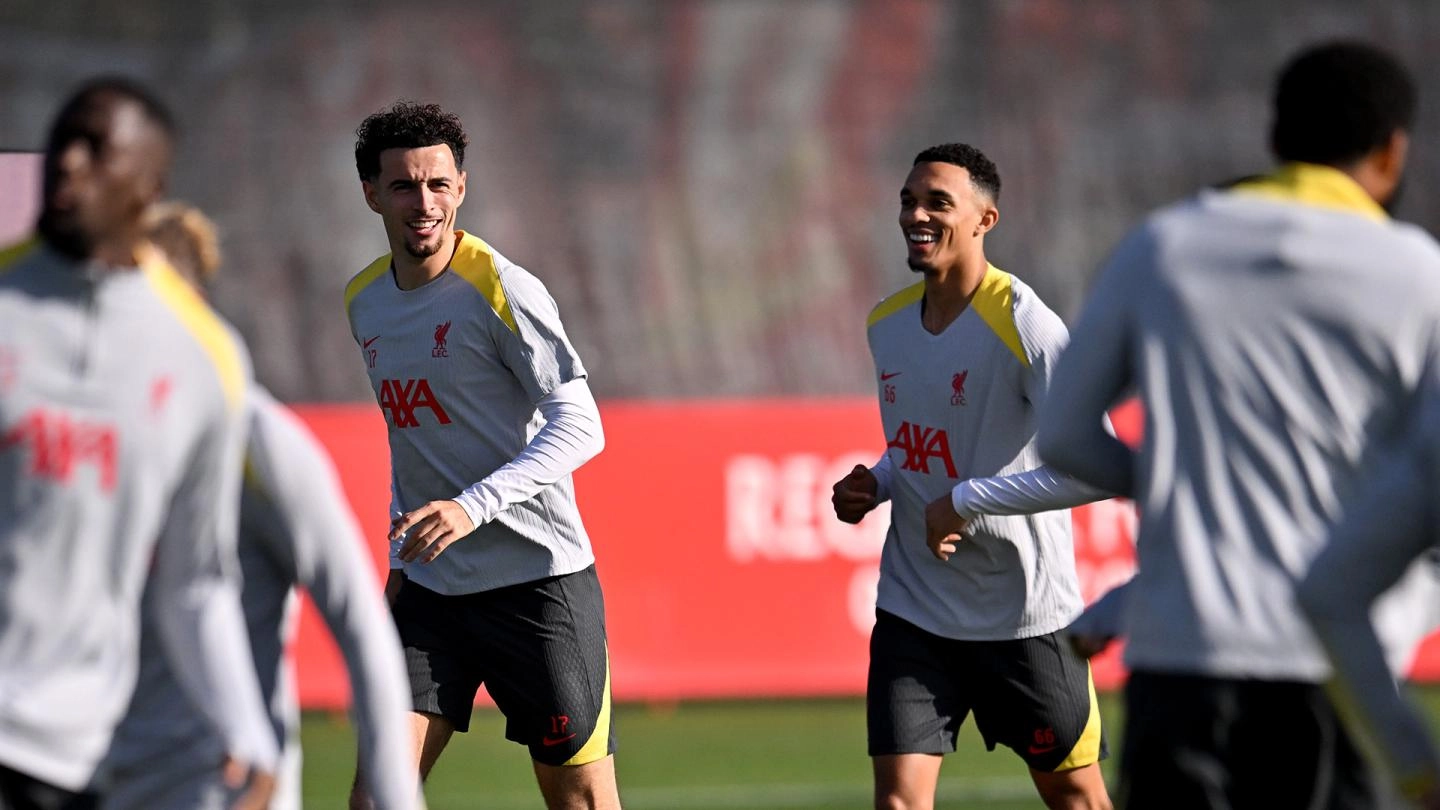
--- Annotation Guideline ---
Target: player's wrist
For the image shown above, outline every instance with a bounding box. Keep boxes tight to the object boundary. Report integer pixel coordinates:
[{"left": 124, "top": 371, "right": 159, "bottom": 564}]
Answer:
[{"left": 950, "top": 481, "right": 975, "bottom": 520}]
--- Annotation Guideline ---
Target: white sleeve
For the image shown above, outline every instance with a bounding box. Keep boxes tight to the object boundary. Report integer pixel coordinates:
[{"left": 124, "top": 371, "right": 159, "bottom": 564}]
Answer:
[
  {"left": 451, "top": 378, "right": 604, "bottom": 526},
  {"left": 950, "top": 464, "right": 1114, "bottom": 519},
  {"left": 1299, "top": 438, "right": 1440, "bottom": 799},
  {"left": 1036, "top": 225, "right": 1150, "bottom": 497},
  {"left": 148, "top": 388, "right": 279, "bottom": 772},
  {"left": 871, "top": 452, "right": 895, "bottom": 503},
  {"left": 247, "top": 401, "right": 419, "bottom": 809}
]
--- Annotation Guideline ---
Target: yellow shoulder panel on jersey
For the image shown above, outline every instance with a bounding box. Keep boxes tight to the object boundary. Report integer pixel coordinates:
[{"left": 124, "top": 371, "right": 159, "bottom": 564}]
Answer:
[
  {"left": 866, "top": 281, "right": 925, "bottom": 328},
  {"left": 1231, "top": 163, "right": 1387, "bottom": 221},
  {"left": 344, "top": 254, "right": 392, "bottom": 317},
  {"left": 143, "top": 252, "right": 247, "bottom": 414},
  {"left": 449, "top": 230, "right": 520, "bottom": 334},
  {"left": 972, "top": 264, "right": 1030, "bottom": 368},
  {"left": 0, "top": 237, "right": 38, "bottom": 274}
]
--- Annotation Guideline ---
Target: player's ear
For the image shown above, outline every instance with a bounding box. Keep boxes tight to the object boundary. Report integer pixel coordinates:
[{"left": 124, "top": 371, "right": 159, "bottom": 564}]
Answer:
[
  {"left": 362, "top": 180, "right": 382, "bottom": 214},
  {"left": 975, "top": 204, "right": 998, "bottom": 237},
  {"left": 455, "top": 170, "right": 467, "bottom": 206}
]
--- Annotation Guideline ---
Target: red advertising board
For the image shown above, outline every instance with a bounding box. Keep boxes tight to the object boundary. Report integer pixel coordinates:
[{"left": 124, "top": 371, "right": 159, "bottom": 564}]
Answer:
[
  {"left": 287, "top": 398, "right": 1142, "bottom": 708},
  {"left": 286, "top": 398, "right": 1440, "bottom": 708}
]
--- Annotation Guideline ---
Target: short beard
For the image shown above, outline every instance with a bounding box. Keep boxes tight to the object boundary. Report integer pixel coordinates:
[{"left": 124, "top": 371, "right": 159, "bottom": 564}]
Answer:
[{"left": 405, "top": 238, "right": 442, "bottom": 259}]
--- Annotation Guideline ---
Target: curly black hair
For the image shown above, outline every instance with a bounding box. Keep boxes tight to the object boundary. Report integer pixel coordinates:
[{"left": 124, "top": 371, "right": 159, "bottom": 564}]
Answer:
[
  {"left": 1271, "top": 41, "right": 1416, "bottom": 167},
  {"left": 913, "top": 143, "right": 1000, "bottom": 203},
  {"left": 354, "top": 101, "right": 468, "bottom": 181}
]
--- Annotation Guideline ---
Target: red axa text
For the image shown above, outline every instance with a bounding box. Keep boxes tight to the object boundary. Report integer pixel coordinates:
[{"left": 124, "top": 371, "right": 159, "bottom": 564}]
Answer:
[
  {"left": 1, "top": 408, "right": 118, "bottom": 492},
  {"left": 887, "top": 420, "right": 958, "bottom": 478},
  {"left": 378, "top": 378, "right": 452, "bottom": 428}
]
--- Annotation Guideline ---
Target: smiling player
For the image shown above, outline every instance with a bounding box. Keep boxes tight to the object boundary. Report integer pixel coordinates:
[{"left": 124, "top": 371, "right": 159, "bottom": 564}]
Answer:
[
  {"left": 831, "top": 143, "right": 1114, "bottom": 810},
  {"left": 343, "top": 102, "right": 618, "bottom": 810}
]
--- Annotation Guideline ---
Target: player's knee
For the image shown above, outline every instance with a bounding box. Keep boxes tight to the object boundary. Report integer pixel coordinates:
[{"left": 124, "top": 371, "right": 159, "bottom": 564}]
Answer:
[
  {"left": 873, "top": 789, "right": 932, "bottom": 810},
  {"left": 1032, "top": 770, "right": 1112, "bottom": 810}
]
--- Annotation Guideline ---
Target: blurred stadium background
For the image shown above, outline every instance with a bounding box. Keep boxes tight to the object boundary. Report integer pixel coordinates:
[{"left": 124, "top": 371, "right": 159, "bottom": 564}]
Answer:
[{"left": 5, "top": 1, "right": 1440, "bottom": 807}]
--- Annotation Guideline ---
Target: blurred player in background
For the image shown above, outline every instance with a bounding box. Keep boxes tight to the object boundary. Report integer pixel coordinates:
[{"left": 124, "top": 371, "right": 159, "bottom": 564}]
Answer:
[
  {"left": 100, "top": 203, "right": 419, "bottom": 810},
  {"left": 0, "top": 79, "right": 276, "bottom": 809},
  {"left": 831, "top": 143, "right": 1114, "bottom": 810},
  {"left": 1037, "top": 41, "right": 1440, "bottom": 808},
  {"left": 344, "top": 102, "right": 617, "bottom": 810}
]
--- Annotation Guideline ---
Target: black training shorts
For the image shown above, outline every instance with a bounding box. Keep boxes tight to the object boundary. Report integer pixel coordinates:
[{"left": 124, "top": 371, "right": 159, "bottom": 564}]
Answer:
[
  {"left": 867, "top": 609, "right": 1105, "bottom": 772},
  {"left": 391, "top": 565, "right": 615, "bottom": 767}
]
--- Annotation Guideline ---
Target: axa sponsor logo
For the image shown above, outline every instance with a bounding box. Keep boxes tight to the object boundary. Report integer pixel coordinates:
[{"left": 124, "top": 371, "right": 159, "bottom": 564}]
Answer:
[
  {"left": 378, "top": 378, "right": 452, "bottom": 428},
  {"left": 887, "top": 420, "right": 957, "bottom": 478},
  {"left": 1, "top": 408, "right": 118, "bottom": 492},
  {"left": 432, "top": 321, "right": 452, "bottom": 358}
]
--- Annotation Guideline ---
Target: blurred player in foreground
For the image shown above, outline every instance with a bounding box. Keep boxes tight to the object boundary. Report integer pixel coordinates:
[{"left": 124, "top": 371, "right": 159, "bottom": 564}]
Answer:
[
  {"left": 1037, "top": 41, "right": 1440, "bottom": 808},
  {"left": 0, "top": 78, "right": 276, "bottom": 808},
  {"left": 832, "top": 143, "right": 1114, "bottom": 810},
  {"left": 100, "top": 203, "right": 419, "bottom": 810},
  {"left": 1300, "top": 405, "right": 1440, "bottom": 809},
  {"left": 344, "top": 102, "right": 617, "bottom": 809}
]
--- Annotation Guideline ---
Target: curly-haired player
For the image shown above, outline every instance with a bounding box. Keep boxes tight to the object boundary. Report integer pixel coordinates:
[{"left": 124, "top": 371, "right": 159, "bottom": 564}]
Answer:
[{"left": 344, "top": 101, "right": 618, "bottom": 809}]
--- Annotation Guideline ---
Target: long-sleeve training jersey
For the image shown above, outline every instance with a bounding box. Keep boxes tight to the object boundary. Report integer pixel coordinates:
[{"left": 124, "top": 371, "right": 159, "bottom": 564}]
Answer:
[
  {"left": 1038, "top": 163, "right": 1440, "bottom": 682},
  {"left": 0, "top": 239, "right": 276, "bottom": 791},
  {"left": 1299, "top": 397, "right": 1440, "bottom": 802},
  {"left": 344, "top": 231, "right": 603, "bottom": 596},
  {"left": 866, "top": 264, "right": 1110, "bottom": 641},
  {"left": 105, "top": 386, "right": 416, "bottom": 810}
]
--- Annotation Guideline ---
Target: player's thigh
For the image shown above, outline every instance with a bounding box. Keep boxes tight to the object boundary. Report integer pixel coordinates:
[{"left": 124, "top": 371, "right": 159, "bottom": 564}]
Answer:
[
  {"left": 866, "top": 609, "right": 972, "bottom": 757},
  {"left": 532, "top": 755, "right": 619, "bottom": 810},
  {"left": 475, "top": 566, "right": 615, "bottom": 768},
  {"left": 1231, "top": 681, "right": 1379, "bottom": 810},
  {"left": 968, "top": 632, "right": 1106, "bottom": 774},
  {"left": 390, "top": 579, "right": 485, "bottom": 734},
  {"left": 1118, "top": 671, "right": 1234, "bottom": 810}
]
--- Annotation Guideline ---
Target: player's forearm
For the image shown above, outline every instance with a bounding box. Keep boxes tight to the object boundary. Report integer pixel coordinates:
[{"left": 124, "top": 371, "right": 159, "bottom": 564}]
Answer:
[
  {"left": 153, "top": 579, "right": 280, "bottom": 770},
  {"left": 452, "top": 378, "right": 604, "bottom": 527},
  {"left": 1068, "top": 578, "right": 1132, "bottom": 640},
  {"left": 950, "top": 463, "right": 1116, "bottom": 519},
  {"left": 312, "top": 568, "right": 419, "bottom": 809},
  {"left": 1036, "top": 423, "right": 1135, "bottom": 498}
]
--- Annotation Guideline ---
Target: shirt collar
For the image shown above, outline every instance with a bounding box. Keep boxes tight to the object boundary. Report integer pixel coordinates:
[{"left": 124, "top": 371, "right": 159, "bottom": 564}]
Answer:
[{"left": 1229, "top": 162, "right": 1387, "bottom": 221}]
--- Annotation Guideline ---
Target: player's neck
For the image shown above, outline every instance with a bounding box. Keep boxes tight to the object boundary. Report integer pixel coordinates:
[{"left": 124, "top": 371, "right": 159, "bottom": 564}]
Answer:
[
  {"left": 391, "top": 233, "right": 458, "bottom": 291},
  {"left": 920, "top": 254, "right": 987, "bottom": 335}
]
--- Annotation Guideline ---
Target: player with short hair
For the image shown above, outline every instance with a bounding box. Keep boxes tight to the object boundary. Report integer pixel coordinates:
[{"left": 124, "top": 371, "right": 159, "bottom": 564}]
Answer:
[
  {"left": 100, "top": 203, "right": 419, "bottom": 810},
  {"left": 1036, "top": 40, "right": 1440, "bottom": 807},
  {"left": 0, "top": 79, "right": 276, "bottom": 809},
  {"left": 343, "top": 101, "right": 618, "bottom": 810},
  {"left": 831, "top": 142, "right": 1114, "bottom": 810}
]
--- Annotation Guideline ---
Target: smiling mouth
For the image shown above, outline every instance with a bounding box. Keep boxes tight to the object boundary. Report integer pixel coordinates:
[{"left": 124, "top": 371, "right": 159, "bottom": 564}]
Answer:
[
  {"left": 907, "top": 231, "right": 937, "bottom": 247},
  {"left": 408, "top": 218, "right": 442, "bottom": 237}
]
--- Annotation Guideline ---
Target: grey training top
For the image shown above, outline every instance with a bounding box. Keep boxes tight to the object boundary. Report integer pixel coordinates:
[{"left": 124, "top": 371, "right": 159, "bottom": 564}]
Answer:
[
  {"left": 1038, "top": 164, "right": 1440, "bottom": 681},
  {"left": 106, "top": 386, "right": 416, "bottom": 809},
  {"left": 344, "top": 231, "right": 597, "bottom": 595},
  {"left": 0, "top": 240, "right": 275, "bottom": 790}
]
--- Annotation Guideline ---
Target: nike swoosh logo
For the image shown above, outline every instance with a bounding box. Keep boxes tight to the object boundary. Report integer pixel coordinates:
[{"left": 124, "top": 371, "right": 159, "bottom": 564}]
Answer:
[
  {"left": 362, "top": 335, "right": 381, "bottom": 348},
  {"left": 880, "top": 371, "right": 902, "bottom": 380},
  {"left": 1027, "top": 743, "right": 1059, "bottom": 755},
  {"left": 541, "top": 733, "right": 577, "bottom": 747}
]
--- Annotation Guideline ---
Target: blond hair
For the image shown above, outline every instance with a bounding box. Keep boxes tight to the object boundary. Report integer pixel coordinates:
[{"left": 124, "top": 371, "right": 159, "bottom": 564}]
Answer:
[{"left": 144, "top": 201, "right": 221, "bottom": 286}]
